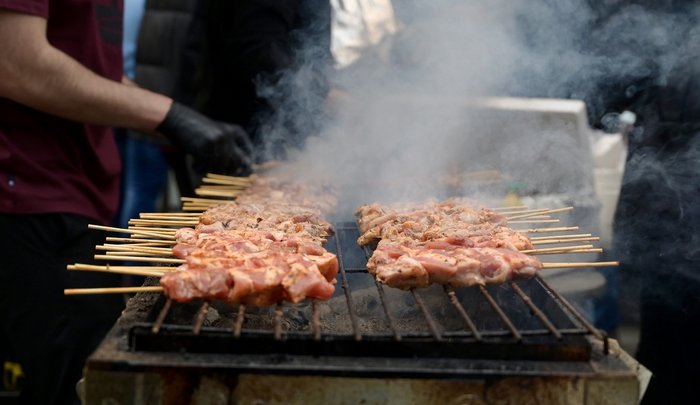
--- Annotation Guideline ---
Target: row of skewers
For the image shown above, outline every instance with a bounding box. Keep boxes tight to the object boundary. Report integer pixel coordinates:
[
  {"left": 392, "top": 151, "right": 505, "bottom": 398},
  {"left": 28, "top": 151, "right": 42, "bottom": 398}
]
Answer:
[{"left": 65, "top": 172, "right": 618, "bottom": 304}]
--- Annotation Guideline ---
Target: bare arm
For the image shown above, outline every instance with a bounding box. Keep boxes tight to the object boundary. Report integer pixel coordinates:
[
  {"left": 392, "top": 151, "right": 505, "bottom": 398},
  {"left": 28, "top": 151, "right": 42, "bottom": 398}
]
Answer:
[{"left": 0, "top": 10, "right": 170, "bottom": 132}]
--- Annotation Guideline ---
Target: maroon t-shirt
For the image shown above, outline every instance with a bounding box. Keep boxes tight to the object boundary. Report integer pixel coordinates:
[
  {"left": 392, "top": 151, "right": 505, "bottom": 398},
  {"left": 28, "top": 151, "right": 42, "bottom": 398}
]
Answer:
[{"left": 0, "top": 0, "right": 124, "bottom": 225}]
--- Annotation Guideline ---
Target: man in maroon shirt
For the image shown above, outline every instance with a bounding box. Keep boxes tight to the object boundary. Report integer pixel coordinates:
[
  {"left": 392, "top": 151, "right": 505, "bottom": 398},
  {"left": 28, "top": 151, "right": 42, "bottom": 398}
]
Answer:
[{"left": 0, "top": 1, "right": 253, "bottom": 404}]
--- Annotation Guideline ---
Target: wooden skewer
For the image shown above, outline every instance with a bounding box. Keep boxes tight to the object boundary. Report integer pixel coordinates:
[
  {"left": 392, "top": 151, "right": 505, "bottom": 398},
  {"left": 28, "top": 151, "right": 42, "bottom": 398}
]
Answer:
[
  {"left": 68, "top": 264, "right": 166, "bottom": 277},
  {"left": 521, "top": 244, "right": 594, "bottom": 254},
  {"left": 506, "top": 206, "right": 574, "bottom": 220},
  {"left": 489, "top": 205, "right": 528, "bottom": 211},
  {"left": 205, "top": 173, "right": 252, "bottom": 183},
  {"left": 127, "top": 233, "right": 176, "bottom": 241},
  {"left": 139, "top": 212, "right": 202, "bottom": 217},
  {"left": 520, "top": 226, "right": 579, "bottom": 233},
  {"left": 105, "top": 251, "right": 164, "bottom": 257},
  {"left": 201, "top": 177, "right": 251, "bottom": 187},
  {"left": 181, "top": 202, "right": 216, "bottom": 207},
  {"left": 131, "top": 233, "right": 176, "bottom": 240},
  {"left": 542, "top": 261, "right": 619, "bottom": 268},
  {"left": 198, "top": 183, "right": 245, "bottom": 188},
  {"left": 67, "top": 264, "right": 172, "bottom": 272},
  {"left": 103, "top": 248, "right": 163, "bottom": 255},
  {"left": 499, "top": 207, "right": 548, "bottom": 216},
  {"left": 115, "top": 242, "right": 174, "bottom": 247},
  {"left": 97, "top": 245, "right": 173, "bottom": 255},
  {"left": 181, "top": 196, "right": 229, "bottom": 203},
  {"left": 182, "top": 203, "right": 223, "bottom": 209},
  {"left": 533, "top": 248, "right": 603, "bottom": 255},
  {"left": 182, "top": 202, "right": 219, "bottom": 207},
  {"left": 128, "top": 226, "right": 177, "bottom": 234},
  {"left": 508, "top": 219, "right": 560, "bottom": 224},
  {"left": 504, "top": 207, "right": 549, "bottom": 218},
  {"left": 105, "top": 237, "right": 175, "bottom": 245},
  {"left": 136, "top": 216, "right": 199, "bottom": 222},
  {"left": 182, "top": 206, "right": 208, "bottom": 212},
  {"left": 181, "top": 201, "right": 222, "bottom": 206},
  {"left": 94, "top": 255, "right": 184, "bottom": 264},
  {"left": 541, "top": 206, "right": 575, "bottom": 215},
  {"left": 531, "top": 237, "right": 600, "bottom": 245},
  {"left": 194, "top": 189, "right": 241, "bottom": 198},
  {"left": 133, "top": 218, "right": 198, "bottom": 223},
  {"left": 134, "top": 214, "right": 200, "bottom": 220},
  {"left": 88, "top": 224, "right": 175, "bottom": 240},
  {"left": 64, "top": 286, "right": 164, "bottom": 295},
  {"left": 517, "top": 215, "right": 552, "bottom": 220},
  {"left": 530, "top": 233, "right": 592, "bottom": 240},
  {"left": 197, "top": 184, "right": 248, "bottom": 190},
  {"left": 129, "top": 219, "right": 198, "bottom": 226}
]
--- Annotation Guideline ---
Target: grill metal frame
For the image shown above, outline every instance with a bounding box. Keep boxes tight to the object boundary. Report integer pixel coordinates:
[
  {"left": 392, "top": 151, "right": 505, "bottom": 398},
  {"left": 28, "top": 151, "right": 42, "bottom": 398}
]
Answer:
[{"left": 123, "top": 222, "right": 608, "bottom": 375}]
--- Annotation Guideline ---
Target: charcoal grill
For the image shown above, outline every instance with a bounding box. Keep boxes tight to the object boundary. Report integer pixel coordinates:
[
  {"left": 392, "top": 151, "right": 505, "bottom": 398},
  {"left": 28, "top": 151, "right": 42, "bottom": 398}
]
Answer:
[{"left": 84, "top": 222, "right": 641, "bottom": 404}]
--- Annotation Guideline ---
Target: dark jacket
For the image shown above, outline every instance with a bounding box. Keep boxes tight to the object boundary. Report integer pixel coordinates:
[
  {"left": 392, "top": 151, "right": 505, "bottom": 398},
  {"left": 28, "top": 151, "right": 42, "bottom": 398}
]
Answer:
[
  {"left": 135, "top": 0, "right": 199, "bottom": 99},
  {"left": 181, "top": 0, "right": 332, "bottom": 150}
]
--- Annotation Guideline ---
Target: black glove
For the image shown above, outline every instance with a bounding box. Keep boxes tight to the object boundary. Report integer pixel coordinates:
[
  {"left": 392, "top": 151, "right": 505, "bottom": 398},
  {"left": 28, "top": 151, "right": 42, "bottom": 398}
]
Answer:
[{"left": 157, "top": 102, "right": 254, "bottom": 175}]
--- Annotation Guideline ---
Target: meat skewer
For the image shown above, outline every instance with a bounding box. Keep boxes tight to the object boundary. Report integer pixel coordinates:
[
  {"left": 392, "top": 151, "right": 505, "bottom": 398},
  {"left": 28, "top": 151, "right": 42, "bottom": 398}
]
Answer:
[
  {"left": 357, "top": 198, "right": 545, "bottom": 290},
  {"left": 160, "top": 249, "right": 337, "bottom": 305},
  {"left": 158, "top": 175, "right": 340, "bottom": 306},
  {"left": 161, "top": 230, "right": 338, "bottom": 305},
  {"left": 367, "top": 239, "right": 543, "bottom": 290},
  {"left": 356, "top": 200, "right": 534, "bottom": 251}
]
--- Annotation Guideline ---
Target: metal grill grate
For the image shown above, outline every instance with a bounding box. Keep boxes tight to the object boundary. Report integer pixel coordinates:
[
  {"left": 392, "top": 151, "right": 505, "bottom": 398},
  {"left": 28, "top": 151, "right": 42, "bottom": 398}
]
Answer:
[{"left": 129, "top": 222, "right": 607, "bottom": 363}]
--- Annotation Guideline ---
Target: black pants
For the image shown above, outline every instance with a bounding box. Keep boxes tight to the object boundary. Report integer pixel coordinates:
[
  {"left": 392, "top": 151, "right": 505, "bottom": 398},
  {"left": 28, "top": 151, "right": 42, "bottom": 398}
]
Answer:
[
  {"left": 636, "top": 271, "right": 700, "bottom": 405},
  {"left": 0, "top": 214, "right": 124, "bottom": 405}
]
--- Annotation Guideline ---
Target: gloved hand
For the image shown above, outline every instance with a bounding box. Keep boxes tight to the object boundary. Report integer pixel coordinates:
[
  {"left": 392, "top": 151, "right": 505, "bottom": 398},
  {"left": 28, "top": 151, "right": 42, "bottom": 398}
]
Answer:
[{"left": 157, "top": 102, "right": 254, "bottom": 175}]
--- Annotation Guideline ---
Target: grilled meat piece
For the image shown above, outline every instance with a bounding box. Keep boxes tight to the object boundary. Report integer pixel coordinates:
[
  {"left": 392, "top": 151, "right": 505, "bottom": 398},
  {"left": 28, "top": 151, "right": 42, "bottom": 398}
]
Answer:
[
  {"left": 166, "top": 223, "right": 338, "bottom": 305},
  {"left": 161, "top": 248, "right": 337, "bottom": 305},
  {"left": 161, "top": 173, "right": 339, "bottom": 306},
  {"left": 198, "top": 202, "right": 334, "bottom": 244},
  {"left": 356, "top": 200, "right": 530, "bottom": 250},
  {"left": 367, "top": 240, "right": 542, "bottom": 290}
]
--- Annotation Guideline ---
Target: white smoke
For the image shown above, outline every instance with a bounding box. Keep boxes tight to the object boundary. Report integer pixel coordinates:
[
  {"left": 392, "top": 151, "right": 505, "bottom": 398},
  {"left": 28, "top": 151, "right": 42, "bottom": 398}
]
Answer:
[{"left": 256, "top": 0, "right": 699, "bottom": 216}]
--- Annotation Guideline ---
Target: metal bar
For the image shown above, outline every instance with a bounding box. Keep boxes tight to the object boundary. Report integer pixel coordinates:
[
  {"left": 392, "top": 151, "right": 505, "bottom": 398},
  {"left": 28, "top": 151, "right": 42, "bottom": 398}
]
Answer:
[
  {"left": 479, "top": 285, "right": 522, "bottom": 341},
  {"left": 333, "top": 230, "right": 362, "bottom": 341},
  {"left": 510, "top": 282, "right": 562, "bottom": 340},
  {"left": 311, "top": 300, "right": 321, "bottom": 341},
  {"left": 344, "top": 268, "right": 368, "bottom": 273},
  {"left": 444, "top": 286, "right": 481, "bottom": 341},
  {"left": 362, "top": 244, "right": 402, "bottom": 341},
  {"left": 193, "top": 302, "right": 209, "bottom": 335},
  {"left": 411, "top": 289, "right": 443, "bottom": 341},
  {"left": 373, "top": 279, "right": 402, "bottom": 341},
  {"left": 274, "top": 302, "right": 283, "bottom": 340},
  {"left": 602, "top": 330, "right": 609, "bottom": 355},
  {"left": 535, "top": 275, "right": 605, "bottom": 343},
  {"left": 440, "top": 328, "right": 589, "bottom": 337},
  {"left": 233, "top": 305, "right": 246, "bottom": 338},
  {"left": 151, "top": 298, "right": 172, "bottom": 334}
]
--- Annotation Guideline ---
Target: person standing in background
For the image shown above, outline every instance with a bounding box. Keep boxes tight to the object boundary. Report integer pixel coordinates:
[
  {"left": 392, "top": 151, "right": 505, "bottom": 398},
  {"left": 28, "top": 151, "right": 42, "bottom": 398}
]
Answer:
[
  {"left": 115, "top": 0, "right": 200, "bottom": 242},
  {"left": 0, "top": 1, "right": 252, "bottom": 403},
  {"left": 582, "top": 1, "right": 700, "bottom": 403},
  {"left": 114, "top": 0, "right": 171, "bottom": 236},
  {"left": 182, "top": 0, "right": 333, "bottom": 157},
  {"left": 609, "top": 18, "right": 700, "bottom": 405}
]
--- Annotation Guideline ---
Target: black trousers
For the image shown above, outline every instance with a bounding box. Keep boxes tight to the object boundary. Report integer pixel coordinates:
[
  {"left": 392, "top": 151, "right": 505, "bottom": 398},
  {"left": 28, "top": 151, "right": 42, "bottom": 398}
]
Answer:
[
  {"left": 0, "top": 214, "right": 124, "bottom": 405},
  {"left": 636, "top": 271, "right": 700, "bottom": 405}
]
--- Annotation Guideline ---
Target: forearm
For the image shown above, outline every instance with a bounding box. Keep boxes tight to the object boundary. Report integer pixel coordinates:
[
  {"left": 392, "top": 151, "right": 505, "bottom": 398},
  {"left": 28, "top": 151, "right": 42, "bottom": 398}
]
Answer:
[{"left": 0, "top": 11, "right": 170, "bottom": 132}]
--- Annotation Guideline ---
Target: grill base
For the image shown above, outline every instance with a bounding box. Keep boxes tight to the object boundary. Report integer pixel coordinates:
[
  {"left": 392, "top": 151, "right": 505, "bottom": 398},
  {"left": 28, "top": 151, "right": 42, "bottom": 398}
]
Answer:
[
  {"left": 83, "top": 221, "right": 643, "bottom": 403},
  {"left": 83, "top": 272, "right": 643, "bottom": 405},
  {"left": 129, "top": 323, "right": 592, "bottom": 365}
]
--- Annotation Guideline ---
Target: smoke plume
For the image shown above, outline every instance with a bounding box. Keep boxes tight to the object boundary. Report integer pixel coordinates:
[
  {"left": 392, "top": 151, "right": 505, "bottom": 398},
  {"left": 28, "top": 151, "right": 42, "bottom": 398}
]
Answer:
[{"left": 256, "top": 0, "right": 700, "bottom": 219}]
